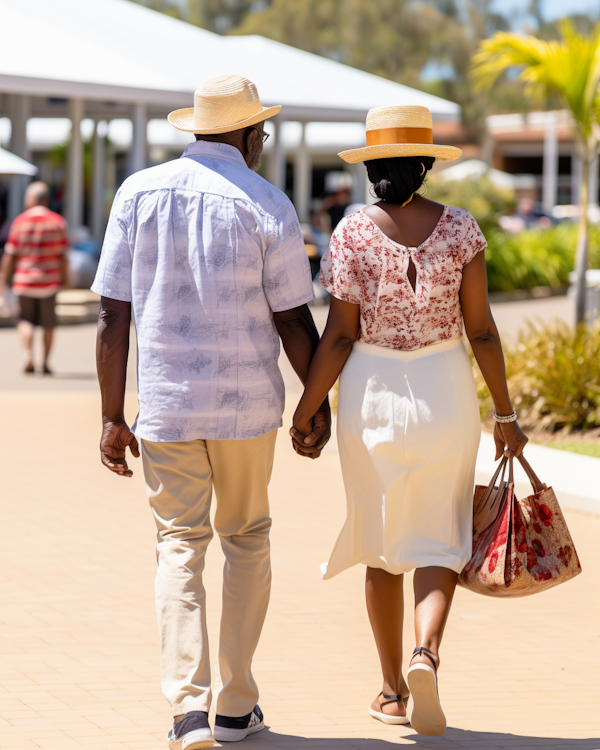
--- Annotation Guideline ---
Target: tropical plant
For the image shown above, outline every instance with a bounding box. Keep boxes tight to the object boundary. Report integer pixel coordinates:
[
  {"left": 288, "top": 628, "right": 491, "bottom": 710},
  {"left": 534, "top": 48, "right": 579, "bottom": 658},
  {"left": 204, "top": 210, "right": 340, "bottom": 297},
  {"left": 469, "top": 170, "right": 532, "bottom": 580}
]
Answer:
[
  {"left": 485, "top": 224, "right": 600, "bottom": 293},
  {"left": 472, "top": 20, "right": 600, "bottom": 325},
  {"left": 472, "top": 320, "right": 600, "bottom": 432},
  {"left": 426, "top": 175, "right": 516, "bottom": 232}
]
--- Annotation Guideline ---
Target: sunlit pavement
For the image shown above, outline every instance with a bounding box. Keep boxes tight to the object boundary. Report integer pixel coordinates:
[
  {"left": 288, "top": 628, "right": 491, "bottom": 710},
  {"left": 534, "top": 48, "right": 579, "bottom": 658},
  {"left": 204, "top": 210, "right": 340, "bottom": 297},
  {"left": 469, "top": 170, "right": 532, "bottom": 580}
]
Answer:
[{"left": 0, "top": 301, "right": 598, "bottom": 750}]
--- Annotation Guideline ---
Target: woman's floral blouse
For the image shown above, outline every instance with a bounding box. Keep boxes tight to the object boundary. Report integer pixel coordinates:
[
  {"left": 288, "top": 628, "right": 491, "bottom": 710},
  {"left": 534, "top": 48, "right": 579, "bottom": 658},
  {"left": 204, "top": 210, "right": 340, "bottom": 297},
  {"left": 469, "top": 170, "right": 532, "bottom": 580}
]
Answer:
[{"left": 320, "top": 206, "right": 487, "bottom": 351}]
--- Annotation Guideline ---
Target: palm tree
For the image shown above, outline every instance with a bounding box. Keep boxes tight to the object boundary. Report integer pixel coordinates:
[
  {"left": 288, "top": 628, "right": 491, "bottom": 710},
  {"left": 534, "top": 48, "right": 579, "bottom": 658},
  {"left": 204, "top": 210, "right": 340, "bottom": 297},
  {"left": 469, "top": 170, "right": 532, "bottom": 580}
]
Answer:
[{"left": 472, "top": 20, "right": 600, "bottom": 325}]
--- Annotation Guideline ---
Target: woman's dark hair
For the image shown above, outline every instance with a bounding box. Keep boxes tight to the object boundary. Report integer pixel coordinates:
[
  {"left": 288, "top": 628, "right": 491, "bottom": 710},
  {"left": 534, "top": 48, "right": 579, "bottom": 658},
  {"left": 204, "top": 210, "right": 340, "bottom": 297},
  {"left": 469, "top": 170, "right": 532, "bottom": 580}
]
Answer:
[{"left": 365, "top": 155, "right": 435, "bottom": 204}]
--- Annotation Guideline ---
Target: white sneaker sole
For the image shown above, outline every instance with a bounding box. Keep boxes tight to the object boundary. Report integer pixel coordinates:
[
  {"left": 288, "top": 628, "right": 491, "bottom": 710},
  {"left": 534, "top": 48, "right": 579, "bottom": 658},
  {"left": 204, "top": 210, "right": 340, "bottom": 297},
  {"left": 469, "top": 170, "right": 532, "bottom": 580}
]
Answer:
[
  {"left": 407, "top": 664, "right": 446, "bottom": 736},
  {"left": 167, "top": 728, "right": 215, "bottom": 750},
  {"left": 213, "top": 719, "right": 264, "bottom": 743},
  {"left": 368, "top": 704, "right": 410, "bottom": 725}
]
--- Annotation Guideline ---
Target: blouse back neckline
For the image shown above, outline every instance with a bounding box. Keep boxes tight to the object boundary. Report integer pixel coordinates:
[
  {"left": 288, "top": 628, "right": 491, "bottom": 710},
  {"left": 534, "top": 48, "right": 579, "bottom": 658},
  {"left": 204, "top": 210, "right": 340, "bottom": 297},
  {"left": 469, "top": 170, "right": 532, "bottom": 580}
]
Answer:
[{"left": 359, "top": 205, "right": 448, "bottom": 252}]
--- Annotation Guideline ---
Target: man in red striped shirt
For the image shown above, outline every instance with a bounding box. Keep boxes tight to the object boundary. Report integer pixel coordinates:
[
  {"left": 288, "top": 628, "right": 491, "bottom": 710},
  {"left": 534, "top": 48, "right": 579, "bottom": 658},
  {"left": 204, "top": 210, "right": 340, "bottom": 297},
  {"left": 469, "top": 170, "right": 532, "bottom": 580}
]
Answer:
[{"left": 0, "top": 182, "right": 70, "bottom": 374}]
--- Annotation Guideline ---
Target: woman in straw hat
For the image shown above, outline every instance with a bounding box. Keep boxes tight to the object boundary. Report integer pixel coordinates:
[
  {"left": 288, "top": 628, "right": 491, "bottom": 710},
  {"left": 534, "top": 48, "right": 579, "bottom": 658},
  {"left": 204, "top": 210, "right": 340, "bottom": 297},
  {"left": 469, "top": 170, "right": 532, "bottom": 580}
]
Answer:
[{"left": 290, "top": 105, "right": 527, "bottom": 736}]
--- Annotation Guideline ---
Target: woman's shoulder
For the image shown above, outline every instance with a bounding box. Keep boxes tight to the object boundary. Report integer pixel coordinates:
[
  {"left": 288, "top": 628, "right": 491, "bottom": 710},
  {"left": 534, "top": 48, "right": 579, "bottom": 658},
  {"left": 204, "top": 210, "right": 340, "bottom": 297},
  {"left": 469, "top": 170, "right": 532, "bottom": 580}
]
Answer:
[
  {"left": 437, "top": 205, "right": 482, "bottom": 240},
  {"left": 442, "top": 205, "right": 476, "bottom": 224},
  {"left": 329, "top": 208, "right": 377, "bottom": 247},
  {"left": 335, "top": 208, "right": 370, "bottom": 233}
]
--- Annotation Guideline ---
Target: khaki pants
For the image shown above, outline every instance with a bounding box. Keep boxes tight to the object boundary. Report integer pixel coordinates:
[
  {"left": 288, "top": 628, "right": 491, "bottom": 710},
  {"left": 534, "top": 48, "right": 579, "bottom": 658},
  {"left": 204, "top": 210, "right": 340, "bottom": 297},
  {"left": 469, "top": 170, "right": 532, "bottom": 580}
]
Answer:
[{"left": 141, "top": 430, "right": 277, "bottom": 718}]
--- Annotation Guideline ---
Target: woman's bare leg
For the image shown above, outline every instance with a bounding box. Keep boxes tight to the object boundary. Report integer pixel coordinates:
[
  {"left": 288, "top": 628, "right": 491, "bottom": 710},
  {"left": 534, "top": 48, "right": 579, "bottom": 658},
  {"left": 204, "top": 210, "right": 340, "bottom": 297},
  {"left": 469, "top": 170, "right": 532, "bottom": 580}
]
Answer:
[
  {"left": 365, "top": 567, "right": 409, "bottom": 716},
  {"left": 412, "top": 566, "right": 458, "bottom": 669}
]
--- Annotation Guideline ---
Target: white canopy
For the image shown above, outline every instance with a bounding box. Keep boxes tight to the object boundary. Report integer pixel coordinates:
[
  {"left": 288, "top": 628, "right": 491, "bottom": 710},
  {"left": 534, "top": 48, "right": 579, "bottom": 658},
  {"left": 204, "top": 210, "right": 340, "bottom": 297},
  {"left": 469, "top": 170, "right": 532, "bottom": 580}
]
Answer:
[
  {"left": 0, "top": 145, "right": 37, "bottom": 175},
  {"left": 438, "top": 159, "right": 527, "bottom": 190},
  {"left": 0, "top": 0, "right": 460, "bottom": 121}
]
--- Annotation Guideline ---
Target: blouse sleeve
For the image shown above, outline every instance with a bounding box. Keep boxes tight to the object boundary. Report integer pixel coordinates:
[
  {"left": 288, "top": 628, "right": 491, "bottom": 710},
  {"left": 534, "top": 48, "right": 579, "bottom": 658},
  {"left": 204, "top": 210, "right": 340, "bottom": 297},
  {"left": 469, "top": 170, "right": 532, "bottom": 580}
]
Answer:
[
  {"left": 319, "top": 221, "right": 361, "bottom": 305},
  {"left": 461, "top": 211, "right": 487, "bottom": 266}
]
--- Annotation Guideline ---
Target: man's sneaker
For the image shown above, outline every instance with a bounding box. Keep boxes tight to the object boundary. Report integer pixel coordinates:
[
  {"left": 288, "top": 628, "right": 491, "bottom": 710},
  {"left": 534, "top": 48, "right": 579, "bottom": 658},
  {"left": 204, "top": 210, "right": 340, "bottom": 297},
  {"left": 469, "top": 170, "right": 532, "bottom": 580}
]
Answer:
[
  {"left": 167, "top": 710, "right": 214, "bottom": 750},
  {"left": 213, "top": 705, "right": 264, "bottom": 742}
]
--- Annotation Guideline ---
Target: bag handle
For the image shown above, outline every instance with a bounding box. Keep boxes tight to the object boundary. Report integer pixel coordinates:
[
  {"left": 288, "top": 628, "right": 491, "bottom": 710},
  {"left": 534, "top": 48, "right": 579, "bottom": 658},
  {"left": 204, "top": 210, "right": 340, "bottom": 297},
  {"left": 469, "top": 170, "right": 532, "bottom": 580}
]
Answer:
[
  {"left": 516, "top": 453, "right": 547, "bottom": 494},
  {"left": 473, "top": 456, "right": 511, "bottom": 536}
]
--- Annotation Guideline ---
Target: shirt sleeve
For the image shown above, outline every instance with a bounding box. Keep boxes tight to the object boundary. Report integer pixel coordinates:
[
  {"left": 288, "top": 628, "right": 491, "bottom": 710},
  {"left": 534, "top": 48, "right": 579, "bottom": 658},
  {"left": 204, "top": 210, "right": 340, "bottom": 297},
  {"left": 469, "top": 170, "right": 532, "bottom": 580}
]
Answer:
[
  {"left": 461, "top": 211, "right": 487, "bottom": 266},
  {"left": 4, "top": 220, "right": 21, "bottom": 255},
  {"left": 56, "top": 218, "right": 69, "bottom": 254},
  {"left": 263, "top": 200, "right": 315, "bottom": 312},
  {"left": 319, "top": 221, "right": 361, "bottom": 305},
  {"left": 91, "top": 189, "right": 133, "bottom": 302}
]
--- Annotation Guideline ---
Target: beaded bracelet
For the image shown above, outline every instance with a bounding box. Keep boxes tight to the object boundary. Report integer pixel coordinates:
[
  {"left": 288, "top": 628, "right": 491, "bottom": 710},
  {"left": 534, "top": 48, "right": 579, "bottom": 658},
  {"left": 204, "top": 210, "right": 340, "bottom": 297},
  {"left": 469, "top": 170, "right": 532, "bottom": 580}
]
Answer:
[{"left": 493, "top": 410, "right": 518, "bottom": 423}]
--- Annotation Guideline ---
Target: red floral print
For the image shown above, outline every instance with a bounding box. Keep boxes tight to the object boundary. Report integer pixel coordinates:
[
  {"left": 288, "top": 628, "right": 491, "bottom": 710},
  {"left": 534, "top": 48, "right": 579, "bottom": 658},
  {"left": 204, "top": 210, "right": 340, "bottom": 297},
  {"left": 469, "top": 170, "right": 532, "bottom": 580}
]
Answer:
[
  {"left": 538, "top": 504, "right": 554, "bottom": 527},
  {"left": 532, "top": 538, "right": 546, "bottom": 557},
  {"left": 558, "top": 545, "right": 573, "bottom": 567},
  {"left": 320, "top": 206, "right": 487, "bottom": 351}
]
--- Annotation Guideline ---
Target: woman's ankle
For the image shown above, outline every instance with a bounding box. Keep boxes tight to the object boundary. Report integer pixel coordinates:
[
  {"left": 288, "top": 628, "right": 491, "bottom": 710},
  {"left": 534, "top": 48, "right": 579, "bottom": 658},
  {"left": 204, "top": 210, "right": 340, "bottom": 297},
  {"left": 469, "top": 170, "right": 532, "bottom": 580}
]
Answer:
[
  {"left": 381, "top": 677, "right": 409, "bottom": 698},
  {"left": 411, "top": 644, "right": 440, "bottom": 669}
]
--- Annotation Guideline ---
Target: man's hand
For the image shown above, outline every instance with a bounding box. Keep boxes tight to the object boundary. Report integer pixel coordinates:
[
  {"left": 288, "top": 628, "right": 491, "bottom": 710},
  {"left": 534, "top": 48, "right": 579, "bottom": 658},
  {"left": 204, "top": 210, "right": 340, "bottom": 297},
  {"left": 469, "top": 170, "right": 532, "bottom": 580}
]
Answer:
[
  {"left": 100, "top": 420, "right": 140, "bottom": 477},
  {"left": 290, "top": 402, "right": 331, "bottom": 460}
]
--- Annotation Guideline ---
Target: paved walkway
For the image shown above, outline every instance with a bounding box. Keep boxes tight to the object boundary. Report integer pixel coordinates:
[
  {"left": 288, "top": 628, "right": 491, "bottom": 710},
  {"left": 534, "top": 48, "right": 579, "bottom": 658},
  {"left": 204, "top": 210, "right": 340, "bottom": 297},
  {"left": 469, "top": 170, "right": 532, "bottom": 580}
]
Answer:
[{"left": 0, "top": 312, "right": 598, "bottom": 750}]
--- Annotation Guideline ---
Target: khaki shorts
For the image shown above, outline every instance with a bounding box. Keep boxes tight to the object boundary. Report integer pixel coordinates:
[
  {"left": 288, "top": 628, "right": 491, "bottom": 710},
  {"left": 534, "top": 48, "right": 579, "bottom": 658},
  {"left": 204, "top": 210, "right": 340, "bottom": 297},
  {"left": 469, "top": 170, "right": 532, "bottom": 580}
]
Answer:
[{"left": 18, "top": 295, "right": 57, "bottom": 328}]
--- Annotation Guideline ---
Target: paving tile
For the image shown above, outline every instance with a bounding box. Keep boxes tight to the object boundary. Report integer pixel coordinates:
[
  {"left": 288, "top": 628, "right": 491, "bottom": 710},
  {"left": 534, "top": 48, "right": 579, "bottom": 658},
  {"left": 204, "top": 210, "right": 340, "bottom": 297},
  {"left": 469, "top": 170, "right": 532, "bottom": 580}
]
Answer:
[{"left": 0, "top": 338, "right": 598, "bottom": 750}]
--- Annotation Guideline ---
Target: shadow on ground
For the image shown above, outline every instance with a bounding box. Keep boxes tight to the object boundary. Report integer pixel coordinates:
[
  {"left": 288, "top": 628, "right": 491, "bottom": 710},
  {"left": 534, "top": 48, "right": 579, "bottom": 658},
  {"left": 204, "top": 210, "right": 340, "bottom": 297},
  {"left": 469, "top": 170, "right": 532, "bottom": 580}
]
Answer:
[{"left": 244, "top": 727, "right": 600, "bottom": 750}]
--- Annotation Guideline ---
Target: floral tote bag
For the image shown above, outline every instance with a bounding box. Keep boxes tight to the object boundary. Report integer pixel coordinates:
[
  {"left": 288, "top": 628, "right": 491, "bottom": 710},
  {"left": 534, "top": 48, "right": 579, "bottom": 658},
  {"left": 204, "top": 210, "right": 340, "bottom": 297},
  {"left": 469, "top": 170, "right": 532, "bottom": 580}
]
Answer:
[{"left": 459, "top": 454, "right": 582, "bottom": 597}]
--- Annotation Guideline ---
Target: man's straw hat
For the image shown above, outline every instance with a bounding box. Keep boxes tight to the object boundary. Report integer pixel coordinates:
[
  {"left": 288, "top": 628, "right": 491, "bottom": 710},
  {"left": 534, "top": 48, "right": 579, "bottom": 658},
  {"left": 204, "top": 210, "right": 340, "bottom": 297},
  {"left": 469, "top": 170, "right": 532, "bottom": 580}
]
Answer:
[
  {"left": 339, "top": 105, "right": 461, "bottom": 163},
  {"left": 168, "top": 74, "right": 281, "bottom": 134}
]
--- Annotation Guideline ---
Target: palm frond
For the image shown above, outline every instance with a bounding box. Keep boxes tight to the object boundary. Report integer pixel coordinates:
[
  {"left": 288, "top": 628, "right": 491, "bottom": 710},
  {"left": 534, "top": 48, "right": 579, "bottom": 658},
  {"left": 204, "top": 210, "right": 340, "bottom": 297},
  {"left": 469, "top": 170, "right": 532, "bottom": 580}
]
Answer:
[{"left": 472, "top": 21, "right": 600, "bottom": 145}]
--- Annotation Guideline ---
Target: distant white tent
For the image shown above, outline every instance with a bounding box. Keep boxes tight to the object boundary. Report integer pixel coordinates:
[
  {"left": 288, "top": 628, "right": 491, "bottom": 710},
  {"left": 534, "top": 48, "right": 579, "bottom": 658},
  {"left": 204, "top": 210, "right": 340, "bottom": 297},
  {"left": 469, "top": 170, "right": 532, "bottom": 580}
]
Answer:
[
  {"left": 438, "top": 159, "right": 535, "bottom": 191},
  {"left": 0, "top": 0, "right": 460, "bottom": 228},
  {"left": 0, "top": 146, "right": 37, "bottom": 176},
  {"left": 0, "top": 0, "right": 460, "bottom": 120}
]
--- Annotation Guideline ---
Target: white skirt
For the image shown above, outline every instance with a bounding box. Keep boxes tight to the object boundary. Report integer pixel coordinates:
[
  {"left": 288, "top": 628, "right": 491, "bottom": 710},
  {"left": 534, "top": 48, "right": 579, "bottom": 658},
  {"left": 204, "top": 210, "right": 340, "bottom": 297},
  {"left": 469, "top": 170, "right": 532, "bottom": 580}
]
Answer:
[{"left": 322, "top": 338, "right": 481, "bottom": 579}]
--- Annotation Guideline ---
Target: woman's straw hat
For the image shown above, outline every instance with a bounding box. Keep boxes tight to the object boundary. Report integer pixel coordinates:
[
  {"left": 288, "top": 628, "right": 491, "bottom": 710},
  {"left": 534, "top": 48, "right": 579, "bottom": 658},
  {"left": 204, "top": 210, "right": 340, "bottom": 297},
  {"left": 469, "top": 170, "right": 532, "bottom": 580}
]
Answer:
[
  {"left": 339, "top": 105, "right": 461, "bottom": 163},
  {"left": 168, "top": 74, "right": 281, "bottom": 134}
]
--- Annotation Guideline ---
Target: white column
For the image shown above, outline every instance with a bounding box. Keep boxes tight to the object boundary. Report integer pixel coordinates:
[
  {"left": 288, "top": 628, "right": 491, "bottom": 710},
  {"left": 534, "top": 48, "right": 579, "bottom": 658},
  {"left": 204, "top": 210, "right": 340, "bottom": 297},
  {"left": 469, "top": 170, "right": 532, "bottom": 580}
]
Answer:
[
  {"left": 7, "top": 94, "right": 31, "bottom": 221},
  {"left": 66, "top": 97, "right": 85, "bottom": 228},
  {"left": 129, "top": 103, "right": 147, "bottom": 175},
  {"left": 542, "top": 110, "right": 558, "bottom": 213},
  {"left": 589, "top": 152, "right": 599, "bottom": 206},
  {"left": 92, "top": 120, "right": 107, "bottom": 244},
  {"left": 267, "top": 116, "right": 285, "bottom": 190},
  {"left": 293, "top": 123, "right": 311, "bottom": 222},
  {"left": 571, "top": 150, "right": 582, "bottom": 205}
]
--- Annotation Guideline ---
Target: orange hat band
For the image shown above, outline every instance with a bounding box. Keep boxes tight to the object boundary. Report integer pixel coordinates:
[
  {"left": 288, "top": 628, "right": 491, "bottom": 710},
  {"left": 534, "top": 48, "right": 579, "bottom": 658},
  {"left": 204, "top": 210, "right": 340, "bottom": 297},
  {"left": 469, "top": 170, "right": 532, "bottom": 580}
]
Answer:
[{"left": 366, "top": 127, "right": 434, "bottom": 147}]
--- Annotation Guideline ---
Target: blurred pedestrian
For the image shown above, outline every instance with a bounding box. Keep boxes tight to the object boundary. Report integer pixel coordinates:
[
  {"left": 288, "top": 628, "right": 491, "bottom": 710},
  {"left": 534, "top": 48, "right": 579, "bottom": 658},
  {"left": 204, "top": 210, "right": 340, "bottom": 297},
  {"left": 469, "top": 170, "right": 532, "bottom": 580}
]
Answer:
[
  {"left": 0, "top": 181, "right": 70, "bottom": 374},
  {"left": 93, "top": 74, "right": 330, "bottom": 750}
]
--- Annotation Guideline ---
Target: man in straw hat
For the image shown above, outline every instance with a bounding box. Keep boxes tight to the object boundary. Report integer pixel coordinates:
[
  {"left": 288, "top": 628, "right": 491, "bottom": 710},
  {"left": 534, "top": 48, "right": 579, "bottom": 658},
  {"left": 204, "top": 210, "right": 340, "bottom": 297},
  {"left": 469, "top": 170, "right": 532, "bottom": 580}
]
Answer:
[{"left": 93, "top": 74, "right": 331, "bottom": 749}]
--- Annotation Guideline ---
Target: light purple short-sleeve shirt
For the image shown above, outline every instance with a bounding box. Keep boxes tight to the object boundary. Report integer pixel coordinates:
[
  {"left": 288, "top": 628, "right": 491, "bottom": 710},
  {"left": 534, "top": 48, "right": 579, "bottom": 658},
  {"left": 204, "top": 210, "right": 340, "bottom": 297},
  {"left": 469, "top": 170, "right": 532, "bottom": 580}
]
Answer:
[{"left": 92, "top": 141, "right": 314, "bottom": 442}]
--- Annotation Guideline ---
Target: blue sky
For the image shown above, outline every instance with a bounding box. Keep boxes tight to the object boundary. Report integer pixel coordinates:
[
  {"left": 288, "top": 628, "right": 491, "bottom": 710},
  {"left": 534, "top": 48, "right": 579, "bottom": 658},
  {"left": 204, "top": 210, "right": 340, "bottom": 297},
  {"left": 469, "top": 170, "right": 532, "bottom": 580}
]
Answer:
[{"left": 492, "top": 0, "right": 599, "bottom": 22}]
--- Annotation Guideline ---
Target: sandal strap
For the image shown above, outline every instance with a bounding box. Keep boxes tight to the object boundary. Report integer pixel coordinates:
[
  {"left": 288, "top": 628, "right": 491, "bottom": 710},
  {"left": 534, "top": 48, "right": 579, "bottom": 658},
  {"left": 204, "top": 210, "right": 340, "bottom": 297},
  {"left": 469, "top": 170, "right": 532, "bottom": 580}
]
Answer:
[
  {"left": 411, "top": 646, "right": 438, "bottom": 671},
  {"left": 379, "top": 692, "right": 409, "bottom": 708}
]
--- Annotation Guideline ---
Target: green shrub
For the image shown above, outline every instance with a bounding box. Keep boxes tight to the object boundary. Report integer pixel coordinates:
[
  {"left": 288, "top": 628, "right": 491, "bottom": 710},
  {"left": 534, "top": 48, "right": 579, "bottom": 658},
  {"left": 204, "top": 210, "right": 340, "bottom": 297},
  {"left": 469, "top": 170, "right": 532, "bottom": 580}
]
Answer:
[
  {"left": 426, "top": 175, "right": 516, "bottom": 232},
  {"left": 427, "top": 174, "right": 600, "bottom": 293},
  {"left": 472, "top": 320, "right": 600, "bottom": 432},
  {"left": 485, "top": 224, "right": 600, "bottom": 293}
]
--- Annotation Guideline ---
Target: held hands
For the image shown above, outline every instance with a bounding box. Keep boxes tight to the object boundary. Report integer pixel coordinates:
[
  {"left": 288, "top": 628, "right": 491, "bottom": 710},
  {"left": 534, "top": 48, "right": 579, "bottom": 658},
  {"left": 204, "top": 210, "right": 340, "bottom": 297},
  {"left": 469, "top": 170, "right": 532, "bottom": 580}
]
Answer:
[
  {"left": 290, "top": 401, "right": 332, "bottom": 460},
  {"left": 100, "top": 419, "right": 140, "bottom": 477},
  {"left": 494, "top": 419, "right": 528, "bottom": 461}
]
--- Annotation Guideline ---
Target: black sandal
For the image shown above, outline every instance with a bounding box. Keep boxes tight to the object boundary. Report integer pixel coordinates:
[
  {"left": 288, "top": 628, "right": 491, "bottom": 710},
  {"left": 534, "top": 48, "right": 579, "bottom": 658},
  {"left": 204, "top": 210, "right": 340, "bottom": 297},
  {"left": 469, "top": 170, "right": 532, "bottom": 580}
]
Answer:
[
  {"left": 368, "top": 691, "right": 410, "bottom": 725},
  {"left": 410, "top": 646, "right": 438, "bottom": 670}
]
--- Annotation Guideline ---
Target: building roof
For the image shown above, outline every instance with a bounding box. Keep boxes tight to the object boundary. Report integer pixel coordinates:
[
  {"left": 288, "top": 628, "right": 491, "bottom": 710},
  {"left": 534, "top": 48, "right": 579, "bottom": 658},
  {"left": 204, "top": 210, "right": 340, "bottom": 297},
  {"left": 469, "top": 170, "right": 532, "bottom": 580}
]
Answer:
[
  {"left": 0, "top": 0, "right": 460, "bottom": 122},
  {"left": 0, "top": 145, "right": 37, "bottom": 175}
]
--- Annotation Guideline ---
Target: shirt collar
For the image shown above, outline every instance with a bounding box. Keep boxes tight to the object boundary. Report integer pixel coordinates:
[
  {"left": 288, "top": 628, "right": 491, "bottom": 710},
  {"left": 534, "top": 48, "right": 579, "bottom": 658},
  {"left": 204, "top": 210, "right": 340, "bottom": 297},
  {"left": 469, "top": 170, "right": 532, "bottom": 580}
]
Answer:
[{"left": 181, "top": 139, "right": 248, "bottom": 168}]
